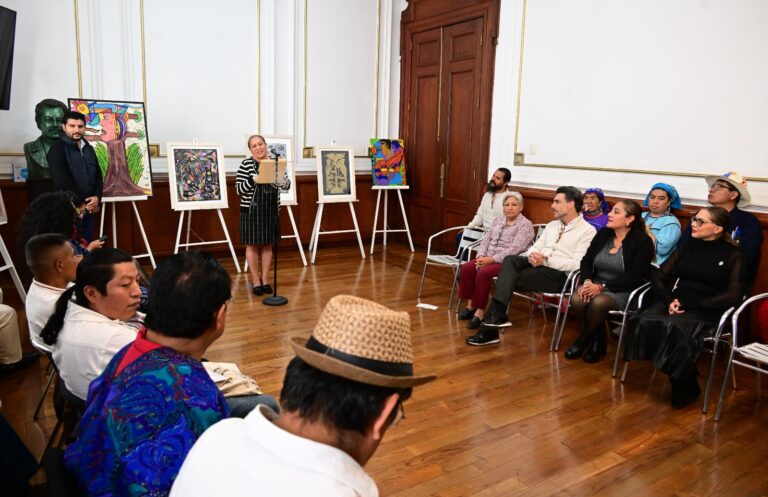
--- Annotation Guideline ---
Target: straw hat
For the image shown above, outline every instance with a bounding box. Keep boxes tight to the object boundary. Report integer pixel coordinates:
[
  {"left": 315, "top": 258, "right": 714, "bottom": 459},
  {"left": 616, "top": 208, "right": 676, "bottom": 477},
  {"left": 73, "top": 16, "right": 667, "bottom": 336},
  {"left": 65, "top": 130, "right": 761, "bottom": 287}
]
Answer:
[
  {"left": 290, "top": 295, "right": 436, "bottom": 388},
  {"left": 705, "top": 171, "right": 751, "bottom": 208}
]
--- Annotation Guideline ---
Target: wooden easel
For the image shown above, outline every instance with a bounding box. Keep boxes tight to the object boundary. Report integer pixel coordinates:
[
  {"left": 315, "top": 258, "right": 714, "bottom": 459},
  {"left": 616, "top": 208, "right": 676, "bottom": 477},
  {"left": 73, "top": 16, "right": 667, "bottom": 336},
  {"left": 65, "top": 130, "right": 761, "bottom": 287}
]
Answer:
[
  {"left": 370, "top": 185, "right": 414, "bottom": 254},
  {"left": 0, "top": 234, "right": 26, "bottom": 304},
  {"left": 99, "top": 198, "right": 156, "bottom": 268},
  {"left": 308, "top": 201, "right": 365, "bottom": 264},
  {"left": 174, "top": 209, "right": 241, "bottom": 273}
]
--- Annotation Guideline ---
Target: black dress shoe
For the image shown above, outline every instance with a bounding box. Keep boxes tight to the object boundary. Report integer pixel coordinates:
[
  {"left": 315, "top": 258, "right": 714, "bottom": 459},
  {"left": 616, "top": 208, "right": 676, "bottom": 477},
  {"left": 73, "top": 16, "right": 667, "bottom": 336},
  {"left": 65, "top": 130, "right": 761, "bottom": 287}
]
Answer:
[
  {"left": 252, "top": 284, "right": 264, "bottom": 296},
  {"left": 466, "top": 316, "right": 482, "bottom": 330},
  {"left": 261, "top": 283, "right": 273, "bottom": 294},
  {"left": 481, "top": 309, "right": 511, "bottom": 328},
  {"left": 583, "top": 338, "right": 607, "bottom": 363},
  {"left": 671, "top": 376, "right": 701, "bottom": 409},
  {"left": 457, "top": 308, "right": 476, "bottom": 320},
  {"left": 564, "top": 341, "right": 588, "bottom": 360},
  {"left": 0, "top": 351, "right": 41, "bottom": 375},
  {"left": 466, "top": 328, "right": 500, "bottom": 346}
]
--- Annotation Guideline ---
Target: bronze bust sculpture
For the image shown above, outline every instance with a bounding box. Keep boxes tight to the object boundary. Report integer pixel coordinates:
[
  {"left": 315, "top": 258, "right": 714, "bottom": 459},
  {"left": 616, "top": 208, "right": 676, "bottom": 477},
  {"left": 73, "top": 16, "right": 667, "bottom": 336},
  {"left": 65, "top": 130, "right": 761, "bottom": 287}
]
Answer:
[{"left": 24, "top": 98, "right": 67, "bottom": 180}]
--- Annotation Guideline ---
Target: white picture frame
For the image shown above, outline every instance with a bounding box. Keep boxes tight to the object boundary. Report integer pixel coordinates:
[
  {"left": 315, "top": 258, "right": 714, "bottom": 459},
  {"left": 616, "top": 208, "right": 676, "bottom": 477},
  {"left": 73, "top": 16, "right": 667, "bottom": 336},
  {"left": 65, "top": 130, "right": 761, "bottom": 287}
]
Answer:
[
  {"left": 262, "top": 135, "right": 297, "bottom": 206},
  {"left": 166, "top": 143, "right": 229, "bottom": 211},
  {"left": 315, "top": 146, "right": 357, "bottom": 203}
]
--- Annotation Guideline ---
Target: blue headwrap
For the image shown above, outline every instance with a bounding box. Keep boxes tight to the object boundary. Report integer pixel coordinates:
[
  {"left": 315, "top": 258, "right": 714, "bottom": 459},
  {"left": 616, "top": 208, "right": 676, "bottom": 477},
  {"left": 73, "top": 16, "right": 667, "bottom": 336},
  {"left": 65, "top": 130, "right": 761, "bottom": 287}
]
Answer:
[
  {"left": 645, "top": 182, "right": 682, "bottom": 210},
  {"left": 584, "top": 188, "right": 610, "bottom": 213}
]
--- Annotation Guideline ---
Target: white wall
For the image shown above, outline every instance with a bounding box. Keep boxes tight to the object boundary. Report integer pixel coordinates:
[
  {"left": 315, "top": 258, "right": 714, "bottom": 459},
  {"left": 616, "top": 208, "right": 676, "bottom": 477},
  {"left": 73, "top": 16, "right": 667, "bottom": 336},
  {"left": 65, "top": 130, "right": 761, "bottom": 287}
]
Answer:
[
  {"left": 490, "top": 0, "right": 768, "bottom": 210},
  {"left": 0, "top": 0, "right": 399, "bottom": 176},
  {"left": 0, "top": 0, "right": 79, "bottom": 171}
]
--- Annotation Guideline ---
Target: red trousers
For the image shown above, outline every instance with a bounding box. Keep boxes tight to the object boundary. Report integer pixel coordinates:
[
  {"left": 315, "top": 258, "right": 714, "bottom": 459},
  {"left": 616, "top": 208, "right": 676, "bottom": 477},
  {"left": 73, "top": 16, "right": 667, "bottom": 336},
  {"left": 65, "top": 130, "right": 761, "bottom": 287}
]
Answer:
[{"left": 458, "top": 259, "right": 501, "bottom": 310}]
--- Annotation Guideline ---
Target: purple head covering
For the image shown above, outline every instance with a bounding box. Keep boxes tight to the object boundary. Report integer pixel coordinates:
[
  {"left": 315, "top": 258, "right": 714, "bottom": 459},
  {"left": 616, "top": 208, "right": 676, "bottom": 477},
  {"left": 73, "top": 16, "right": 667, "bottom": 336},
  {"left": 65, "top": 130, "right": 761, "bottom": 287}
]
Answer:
[{"left": 584, "top": 188, "right": 610, "bottom": 213}]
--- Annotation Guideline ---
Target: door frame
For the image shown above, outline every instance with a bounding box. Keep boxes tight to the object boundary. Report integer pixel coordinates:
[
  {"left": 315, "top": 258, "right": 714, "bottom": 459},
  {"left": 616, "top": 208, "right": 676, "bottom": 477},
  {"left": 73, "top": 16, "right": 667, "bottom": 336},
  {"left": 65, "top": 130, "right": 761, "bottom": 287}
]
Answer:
[{"left": 400, "top": 0, "right": 501, "bottom": 240}]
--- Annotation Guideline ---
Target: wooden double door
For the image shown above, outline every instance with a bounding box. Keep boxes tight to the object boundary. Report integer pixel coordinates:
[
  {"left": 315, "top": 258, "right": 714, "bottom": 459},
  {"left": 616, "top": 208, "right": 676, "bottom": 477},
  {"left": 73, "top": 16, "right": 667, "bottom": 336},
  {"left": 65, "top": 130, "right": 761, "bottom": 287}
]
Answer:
[{"left": 400, "top": 1, "right": 500, "bottom": 250}]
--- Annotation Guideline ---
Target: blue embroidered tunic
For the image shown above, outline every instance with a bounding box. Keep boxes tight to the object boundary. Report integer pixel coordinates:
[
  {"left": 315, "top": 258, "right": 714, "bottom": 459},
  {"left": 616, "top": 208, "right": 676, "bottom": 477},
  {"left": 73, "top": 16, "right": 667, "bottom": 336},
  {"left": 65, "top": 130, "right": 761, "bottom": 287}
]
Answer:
[{"left": 65, "top": 343, "right": 230, "bottom": 496}]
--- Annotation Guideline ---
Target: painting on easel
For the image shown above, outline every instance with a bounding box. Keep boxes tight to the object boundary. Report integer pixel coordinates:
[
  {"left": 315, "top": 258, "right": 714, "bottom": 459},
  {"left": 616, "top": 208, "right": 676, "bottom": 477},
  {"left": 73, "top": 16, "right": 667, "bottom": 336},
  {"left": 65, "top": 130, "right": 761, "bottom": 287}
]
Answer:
[
  {"left": 263, "top": 135, "right": 298, "bottom": 205},
  {"left": 369, "top": 138, "right": 406, "bottom": 187},
  {"left": 68, "top": 99, "right": 153, "bottom": 200},
  {"left": 166, "top": 143, "right": 229, "bottom": 211},
  {"left": 316, "top": 147, "right": 357, "bottom": 203}
]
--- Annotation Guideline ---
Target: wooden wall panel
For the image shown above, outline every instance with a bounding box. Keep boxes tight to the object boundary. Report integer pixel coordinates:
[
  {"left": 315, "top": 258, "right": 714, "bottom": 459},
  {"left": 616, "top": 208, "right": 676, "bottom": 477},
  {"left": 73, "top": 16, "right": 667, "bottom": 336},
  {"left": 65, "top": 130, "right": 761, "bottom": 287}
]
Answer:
[
  {"left": 3, "top": 180, "right": 765, "bottom": 297},
  {"left": 0, "top": 174, "right": 382, "bottom": 272},
  {"left": 512, "top": 185, "right": 768, "bottom": 296}
]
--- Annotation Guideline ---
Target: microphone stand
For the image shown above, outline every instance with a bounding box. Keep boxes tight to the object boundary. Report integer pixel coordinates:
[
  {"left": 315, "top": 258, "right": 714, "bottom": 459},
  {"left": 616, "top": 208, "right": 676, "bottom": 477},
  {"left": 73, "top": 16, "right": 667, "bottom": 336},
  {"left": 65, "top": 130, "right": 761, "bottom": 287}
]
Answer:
[{"left": 263, "top": 151, "right": 288, "bottom": 306}]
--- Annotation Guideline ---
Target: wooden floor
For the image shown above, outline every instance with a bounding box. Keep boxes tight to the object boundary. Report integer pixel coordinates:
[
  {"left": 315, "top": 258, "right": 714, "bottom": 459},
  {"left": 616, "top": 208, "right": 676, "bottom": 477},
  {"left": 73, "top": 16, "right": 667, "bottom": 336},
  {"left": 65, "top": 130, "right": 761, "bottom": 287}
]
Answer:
[{"left": 2, "top": 243, "right": 768, "bottom": 495}]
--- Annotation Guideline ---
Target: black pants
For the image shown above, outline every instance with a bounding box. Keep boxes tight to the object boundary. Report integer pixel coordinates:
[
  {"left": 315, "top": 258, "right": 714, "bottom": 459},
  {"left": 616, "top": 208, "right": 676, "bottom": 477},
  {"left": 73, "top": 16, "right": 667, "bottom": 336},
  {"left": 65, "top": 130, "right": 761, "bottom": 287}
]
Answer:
[{"left": 492, "top": 255, "right": 568, "bottom": 307}]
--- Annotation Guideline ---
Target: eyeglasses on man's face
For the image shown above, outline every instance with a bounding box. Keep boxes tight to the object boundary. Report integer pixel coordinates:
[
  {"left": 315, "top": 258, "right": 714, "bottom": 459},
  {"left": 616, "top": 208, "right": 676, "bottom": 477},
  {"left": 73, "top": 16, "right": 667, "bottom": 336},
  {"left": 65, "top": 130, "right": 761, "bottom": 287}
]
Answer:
[{"left": 709, "top": 182, "right": 734, "bottom": 192}]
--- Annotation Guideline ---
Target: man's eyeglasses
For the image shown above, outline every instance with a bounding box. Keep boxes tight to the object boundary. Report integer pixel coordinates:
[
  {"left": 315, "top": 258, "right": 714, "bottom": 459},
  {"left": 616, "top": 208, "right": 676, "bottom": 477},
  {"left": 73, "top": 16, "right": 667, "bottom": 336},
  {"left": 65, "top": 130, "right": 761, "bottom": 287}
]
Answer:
[
  {"left": 690, "top": 217, "right": 713, "bottom": 227},
  {"left": 709, "top": 182, "right": 734, "bottom": 192}
]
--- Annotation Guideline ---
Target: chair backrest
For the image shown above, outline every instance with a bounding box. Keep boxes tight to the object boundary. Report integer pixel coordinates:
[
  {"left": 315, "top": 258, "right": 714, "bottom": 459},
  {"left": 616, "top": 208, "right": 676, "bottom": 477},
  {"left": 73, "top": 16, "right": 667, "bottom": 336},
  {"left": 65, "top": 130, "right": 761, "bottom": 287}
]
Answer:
[
  {"left": 532, "top": 223, "right": 547, "bottom": 241},
  {"left": 456, "top": 228, "right": 485, "bottom": 258},
  {"left": 731, "top": 293, "right": 768, "bottom": 345}
]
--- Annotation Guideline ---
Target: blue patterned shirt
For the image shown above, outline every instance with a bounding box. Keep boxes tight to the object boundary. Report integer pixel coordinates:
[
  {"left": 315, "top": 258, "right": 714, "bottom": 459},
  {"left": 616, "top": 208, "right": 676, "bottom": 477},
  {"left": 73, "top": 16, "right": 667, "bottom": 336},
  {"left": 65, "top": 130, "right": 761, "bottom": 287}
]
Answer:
[{"left": 65, "top": 343, "right": 230, "bottom": 496}]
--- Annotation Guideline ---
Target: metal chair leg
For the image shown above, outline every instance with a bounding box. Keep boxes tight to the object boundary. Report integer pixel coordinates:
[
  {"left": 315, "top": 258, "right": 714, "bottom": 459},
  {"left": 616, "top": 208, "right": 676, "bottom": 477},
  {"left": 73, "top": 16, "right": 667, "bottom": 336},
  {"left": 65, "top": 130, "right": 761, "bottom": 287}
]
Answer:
[
  {"left": 448, "top": 267, "right": 459, "bottom": 309},
  {"left": 702, "top": 339, "right": 721, "bottom": 413},
  {"left": 620, "top": 361, "right": 630, "bottom": 383},
  {"left": 612, "top": 318, "right": 628, "bottom": 378},
  {"left": 416, "top": 262, "right": 429, "bottom": 299},
  {"left": 552, "top": 294, "right": 572, "bottom": 352},
  {"left": 714, "top": 350, "right": 738, "bottom": 421},
  {"left": 44, "top": 420, "right": 63, "bottom": 453},
  {"left": 34, "top": 369, "right": 57, "bottom": 421}
]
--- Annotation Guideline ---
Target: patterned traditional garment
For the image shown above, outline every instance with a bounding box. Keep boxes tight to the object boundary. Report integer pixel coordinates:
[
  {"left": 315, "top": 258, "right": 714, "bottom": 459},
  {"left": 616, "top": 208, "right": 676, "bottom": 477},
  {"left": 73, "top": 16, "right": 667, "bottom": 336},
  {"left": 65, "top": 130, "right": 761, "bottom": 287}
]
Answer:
[{"left": 65, "top": 343, "right": 230, "bottom": 497}]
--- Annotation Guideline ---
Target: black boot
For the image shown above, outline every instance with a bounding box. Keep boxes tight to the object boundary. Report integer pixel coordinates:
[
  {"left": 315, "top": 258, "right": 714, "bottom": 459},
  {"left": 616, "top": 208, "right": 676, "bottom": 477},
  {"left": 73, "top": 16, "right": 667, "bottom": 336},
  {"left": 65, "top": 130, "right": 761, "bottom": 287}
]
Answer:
[
  {"left": 583, "top": 330, "right": 607, "bottom": 363},
  {"left": 671, "top": 372, "right": 700, "bottom": 409},
  {"left": 565, "top": 332, "right": 590, "bottom": 359}
]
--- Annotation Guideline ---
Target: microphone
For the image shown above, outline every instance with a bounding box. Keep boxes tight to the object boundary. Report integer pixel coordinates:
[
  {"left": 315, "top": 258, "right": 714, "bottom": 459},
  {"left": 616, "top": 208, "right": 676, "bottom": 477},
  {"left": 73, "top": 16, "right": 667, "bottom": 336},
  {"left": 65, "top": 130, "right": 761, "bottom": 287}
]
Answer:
[{"left": 271, "top": 150, "right": 281, "bottom": 160}]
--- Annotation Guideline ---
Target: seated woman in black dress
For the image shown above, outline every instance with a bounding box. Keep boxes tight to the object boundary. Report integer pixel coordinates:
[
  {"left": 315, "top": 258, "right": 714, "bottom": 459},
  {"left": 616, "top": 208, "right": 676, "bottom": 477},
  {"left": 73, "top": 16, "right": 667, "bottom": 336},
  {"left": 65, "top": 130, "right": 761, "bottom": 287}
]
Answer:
[
  {"left": 565, "top": 200, "right": 655, "bottom": 363},
  {"left": 623, "top": 206, "right": 744, "bottom": 408}
]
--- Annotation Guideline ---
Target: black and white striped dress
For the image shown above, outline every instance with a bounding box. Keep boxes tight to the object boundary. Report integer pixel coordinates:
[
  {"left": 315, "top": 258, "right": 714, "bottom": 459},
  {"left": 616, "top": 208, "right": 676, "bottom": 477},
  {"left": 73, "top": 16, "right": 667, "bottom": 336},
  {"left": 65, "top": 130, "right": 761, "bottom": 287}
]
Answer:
[{"left": 235, "top": 158, "right": 291, "bottom": 245}]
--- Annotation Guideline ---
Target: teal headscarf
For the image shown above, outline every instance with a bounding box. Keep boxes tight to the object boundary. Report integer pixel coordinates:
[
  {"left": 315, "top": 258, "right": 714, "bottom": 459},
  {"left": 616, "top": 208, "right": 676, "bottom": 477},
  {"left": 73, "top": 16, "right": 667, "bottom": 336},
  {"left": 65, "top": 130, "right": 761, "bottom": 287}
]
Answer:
[{"left": 644, "top": 183, "right": 681, "bottom": 210}]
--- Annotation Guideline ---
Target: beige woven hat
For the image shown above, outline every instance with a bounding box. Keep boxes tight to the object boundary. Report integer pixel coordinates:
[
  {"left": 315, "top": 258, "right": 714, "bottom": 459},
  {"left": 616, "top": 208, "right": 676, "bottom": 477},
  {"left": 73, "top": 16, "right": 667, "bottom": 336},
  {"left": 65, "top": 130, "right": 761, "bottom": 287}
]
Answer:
[
  {"left": 705, "top": 171, "right": 751, "bottom": 208},
  {"left": 290, "top": 295, "right": 436, "bottom": 388}
]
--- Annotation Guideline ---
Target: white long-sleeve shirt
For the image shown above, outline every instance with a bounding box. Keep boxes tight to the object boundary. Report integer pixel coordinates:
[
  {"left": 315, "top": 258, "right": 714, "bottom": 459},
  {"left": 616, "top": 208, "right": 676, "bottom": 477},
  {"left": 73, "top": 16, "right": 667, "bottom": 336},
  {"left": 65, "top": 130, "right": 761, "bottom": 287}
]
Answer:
[
  {"left": 522, "top": 216, "right": 596, "bottom": 272},
  {"left": 52, "top": 302, "right": 137, "bottom": 400},
  {"left": 468, "top": 190, "right": 505, "bottom": 229}
]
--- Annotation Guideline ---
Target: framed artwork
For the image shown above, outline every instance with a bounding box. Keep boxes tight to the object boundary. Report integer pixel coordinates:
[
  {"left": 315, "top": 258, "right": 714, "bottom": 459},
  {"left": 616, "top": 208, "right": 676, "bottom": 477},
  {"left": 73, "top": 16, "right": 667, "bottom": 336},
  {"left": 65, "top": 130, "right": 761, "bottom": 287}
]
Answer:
[
  {"left": 0, "top": 189, "right": 6, "bottom": 225},
  {"left": 262, "top": 135, "right": 298, "bottom": 205},
  {"left": 369, "top": 138, "right": 406, "bottom": 186},
  {"left": 315, "top": 147, "right": 356, "bottom": 203},
  {"left": 166, "top": 143, "right": 229, "bottom": 211},
  {"left": 68, "top": 99, "right": 153, "bottom": 201}
]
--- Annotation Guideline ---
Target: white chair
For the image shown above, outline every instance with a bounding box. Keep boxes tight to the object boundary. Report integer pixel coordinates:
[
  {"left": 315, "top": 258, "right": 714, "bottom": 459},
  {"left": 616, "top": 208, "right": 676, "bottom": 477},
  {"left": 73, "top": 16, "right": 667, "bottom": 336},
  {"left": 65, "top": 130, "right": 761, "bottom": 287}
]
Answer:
[
  {"left": 499, "top": 268, "right": 580, "bottom": 351},
  {"left": 700, "top": 306, "right": 737, "bottom": 413},
  {"left": 31, "top": 341, "right": 57, "bottom": 421},
  {"left": 515, "top": 223, "right": 574, "bottom": 348},
  {"left": 607, "top": 282, "right": 651, "bottom": 377},
  {"left": 416, "top": 226, "right": 485, "bottom": 308},
  {"left": 713, "top": 293, "right": 768, "bottom": 421}
]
